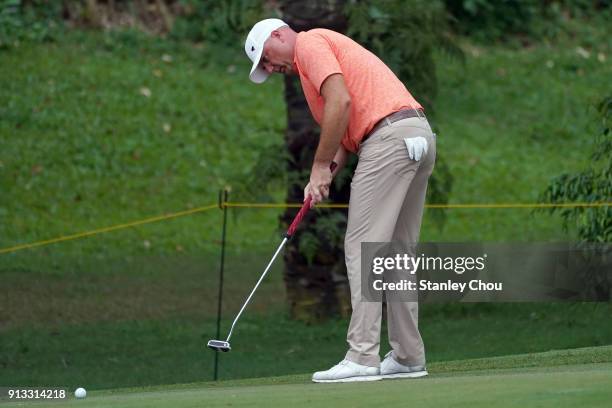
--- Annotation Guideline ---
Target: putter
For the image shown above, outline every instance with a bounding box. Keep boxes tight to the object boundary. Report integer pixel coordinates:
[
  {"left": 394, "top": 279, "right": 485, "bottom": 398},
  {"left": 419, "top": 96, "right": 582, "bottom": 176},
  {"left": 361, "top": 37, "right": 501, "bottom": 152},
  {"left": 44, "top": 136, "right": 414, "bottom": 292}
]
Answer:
[{"left": 207, "top": 163, "right": 336, "bottom": 352}]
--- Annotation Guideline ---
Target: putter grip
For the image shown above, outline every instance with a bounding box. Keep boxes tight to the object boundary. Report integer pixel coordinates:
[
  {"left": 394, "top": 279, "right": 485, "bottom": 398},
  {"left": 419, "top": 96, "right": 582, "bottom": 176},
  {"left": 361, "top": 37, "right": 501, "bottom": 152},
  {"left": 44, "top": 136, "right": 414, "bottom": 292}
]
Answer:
[
  {"left": 285, "top": 196, "right": 312, "bottom": 238},
  {"left": 285, "top": 161, "right": 337, "bottom": 238}
]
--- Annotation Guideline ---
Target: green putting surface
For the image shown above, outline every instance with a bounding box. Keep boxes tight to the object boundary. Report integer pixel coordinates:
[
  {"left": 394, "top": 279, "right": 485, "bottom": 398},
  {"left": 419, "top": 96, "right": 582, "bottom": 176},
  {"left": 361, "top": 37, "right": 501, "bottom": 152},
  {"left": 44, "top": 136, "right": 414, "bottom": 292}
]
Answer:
[{"left": 4, "top": 346, "right": 612, "bottom": 408}]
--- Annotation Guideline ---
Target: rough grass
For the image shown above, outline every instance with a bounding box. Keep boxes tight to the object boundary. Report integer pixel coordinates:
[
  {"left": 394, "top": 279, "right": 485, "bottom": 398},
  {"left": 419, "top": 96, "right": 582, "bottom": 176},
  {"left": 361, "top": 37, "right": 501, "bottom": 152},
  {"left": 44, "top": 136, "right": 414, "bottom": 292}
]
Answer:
[
  {"left": 424, "top": 40, "right": 611, "bottom": 242},
  {"left": 1, "top": 29, "right": 610, "bottom": 255},
  {"left": 0, "top": 30, "right": 286, "bottom": 254}
]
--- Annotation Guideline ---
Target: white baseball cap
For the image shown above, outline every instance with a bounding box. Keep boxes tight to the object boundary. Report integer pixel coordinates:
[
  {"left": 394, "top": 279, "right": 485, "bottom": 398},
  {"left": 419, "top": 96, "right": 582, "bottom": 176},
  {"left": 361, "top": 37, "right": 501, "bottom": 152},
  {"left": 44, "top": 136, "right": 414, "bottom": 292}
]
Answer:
[{"left": 244, "top": 18, "right": 288, "bottom": 83}]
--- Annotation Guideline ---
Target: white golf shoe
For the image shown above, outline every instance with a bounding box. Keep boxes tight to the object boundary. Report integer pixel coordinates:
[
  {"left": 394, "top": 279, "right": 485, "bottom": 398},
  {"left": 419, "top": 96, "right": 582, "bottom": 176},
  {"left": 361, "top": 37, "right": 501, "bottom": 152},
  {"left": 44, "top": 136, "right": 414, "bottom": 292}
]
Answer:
[
  {"left": 380, "top": 352, "right": 428, "bottom": 379},
  {"left": 312, "top": 360, "right": 381, "bottom": 383}
]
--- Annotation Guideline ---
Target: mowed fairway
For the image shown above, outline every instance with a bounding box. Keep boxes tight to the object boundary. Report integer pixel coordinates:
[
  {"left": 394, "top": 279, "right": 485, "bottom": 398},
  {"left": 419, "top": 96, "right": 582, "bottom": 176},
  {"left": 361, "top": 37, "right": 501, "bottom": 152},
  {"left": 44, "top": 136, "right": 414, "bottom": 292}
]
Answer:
[{"left": 5, "top": 347, "right": 611, "bottom": 408}]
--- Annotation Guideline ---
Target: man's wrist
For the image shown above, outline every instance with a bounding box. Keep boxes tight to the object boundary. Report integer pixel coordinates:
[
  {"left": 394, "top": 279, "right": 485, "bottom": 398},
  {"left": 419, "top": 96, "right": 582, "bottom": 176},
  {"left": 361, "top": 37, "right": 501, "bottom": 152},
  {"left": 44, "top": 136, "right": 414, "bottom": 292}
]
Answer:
[{"left": 312, "top": 160, "right": 332, "bottom": 170}]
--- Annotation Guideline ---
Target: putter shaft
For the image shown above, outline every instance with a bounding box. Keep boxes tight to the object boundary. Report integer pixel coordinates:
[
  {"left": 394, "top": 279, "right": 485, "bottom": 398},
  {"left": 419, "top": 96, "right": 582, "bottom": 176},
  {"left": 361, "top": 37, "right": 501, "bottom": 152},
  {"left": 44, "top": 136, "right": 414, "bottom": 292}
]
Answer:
[
  {"left": 212, "top": 162, "right": 336, "bottom": 349},
  {"left": 225, "top": 237, "right": 288, "bottom": 342}
]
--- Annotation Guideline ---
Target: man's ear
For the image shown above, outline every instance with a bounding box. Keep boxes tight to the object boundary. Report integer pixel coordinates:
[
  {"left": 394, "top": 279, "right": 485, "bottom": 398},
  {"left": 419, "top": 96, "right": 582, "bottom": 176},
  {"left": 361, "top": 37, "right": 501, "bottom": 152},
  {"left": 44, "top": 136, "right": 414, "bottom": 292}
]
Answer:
[{"left": 270, "top": 30, "right": 283, "bottom": 41}]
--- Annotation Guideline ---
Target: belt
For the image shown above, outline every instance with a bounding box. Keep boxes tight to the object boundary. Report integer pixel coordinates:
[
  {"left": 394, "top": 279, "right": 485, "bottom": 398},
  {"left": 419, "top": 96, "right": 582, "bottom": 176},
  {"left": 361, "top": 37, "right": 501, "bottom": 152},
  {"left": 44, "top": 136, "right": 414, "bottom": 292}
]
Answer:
[{"left": 362, "top": 108, "right": 426, "bottom": 143}]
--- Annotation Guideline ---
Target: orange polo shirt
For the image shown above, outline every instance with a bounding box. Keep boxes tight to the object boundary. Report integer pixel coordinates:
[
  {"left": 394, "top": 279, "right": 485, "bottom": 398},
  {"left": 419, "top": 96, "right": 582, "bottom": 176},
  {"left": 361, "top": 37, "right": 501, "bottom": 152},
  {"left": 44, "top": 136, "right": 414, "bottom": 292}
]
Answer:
[{"left": 293, "top": 28, "right": 423, "bottom": 153}]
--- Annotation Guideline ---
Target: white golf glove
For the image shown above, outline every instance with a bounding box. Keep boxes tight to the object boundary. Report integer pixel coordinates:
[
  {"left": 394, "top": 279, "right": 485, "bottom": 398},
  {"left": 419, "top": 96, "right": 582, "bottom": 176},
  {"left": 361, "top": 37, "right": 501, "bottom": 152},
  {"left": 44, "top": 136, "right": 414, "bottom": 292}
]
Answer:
[{"left": 403, "top": 136, "right": 428, "bottom": 161}]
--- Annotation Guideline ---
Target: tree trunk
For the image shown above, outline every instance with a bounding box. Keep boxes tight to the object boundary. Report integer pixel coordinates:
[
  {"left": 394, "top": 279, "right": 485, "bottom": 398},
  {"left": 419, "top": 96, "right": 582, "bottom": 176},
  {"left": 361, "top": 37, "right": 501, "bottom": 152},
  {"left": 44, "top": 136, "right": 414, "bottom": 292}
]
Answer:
[{"left": 279, "top": 0, "right": 352, "bottom": 323}]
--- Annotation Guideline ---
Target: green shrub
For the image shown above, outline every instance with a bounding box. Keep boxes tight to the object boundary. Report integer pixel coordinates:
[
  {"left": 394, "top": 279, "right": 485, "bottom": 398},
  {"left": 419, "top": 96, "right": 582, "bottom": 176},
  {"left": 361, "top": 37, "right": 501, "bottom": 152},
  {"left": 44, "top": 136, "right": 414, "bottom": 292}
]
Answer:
[
  {"left": 540, "top": 96, "right": 612, "bottom": 243},
  {"left": 444, "top": 0, "right": 540, "bottom": 41},
  {"left": 0, "top": 0, "right": 61, "bottom": 49},
  {"left": 443, "top": 0, "right": 611, "bottom": 44},
  {"left": 169, "top": 0, "right": 265, "bottom": 44}
]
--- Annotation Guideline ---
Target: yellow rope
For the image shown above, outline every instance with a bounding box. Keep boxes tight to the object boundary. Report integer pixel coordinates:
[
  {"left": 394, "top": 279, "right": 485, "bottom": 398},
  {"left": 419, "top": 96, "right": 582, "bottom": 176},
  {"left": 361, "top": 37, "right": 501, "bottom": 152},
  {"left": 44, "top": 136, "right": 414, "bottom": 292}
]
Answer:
[
  {"left": 1, "top": 201, "right": 609, "bottom": 255},
  {"left": 224, "top": 202, "right": 611, "bottom": 209},
  {"left": 425, "top": 202, "right": 611, "bottom": 209},
  {"left": 0, "top": 204, "right": 218, "bottom": 255},
  {"left": 223, "top": 202, "right": 347, "bottom": 208}
]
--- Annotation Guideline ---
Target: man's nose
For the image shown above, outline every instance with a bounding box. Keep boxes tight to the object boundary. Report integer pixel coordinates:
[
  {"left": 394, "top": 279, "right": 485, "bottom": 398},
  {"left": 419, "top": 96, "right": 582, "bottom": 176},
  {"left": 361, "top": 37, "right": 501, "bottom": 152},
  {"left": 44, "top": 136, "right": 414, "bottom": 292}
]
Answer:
[{"left": 262, "top": 63, "right": 273, "bottom": 73}]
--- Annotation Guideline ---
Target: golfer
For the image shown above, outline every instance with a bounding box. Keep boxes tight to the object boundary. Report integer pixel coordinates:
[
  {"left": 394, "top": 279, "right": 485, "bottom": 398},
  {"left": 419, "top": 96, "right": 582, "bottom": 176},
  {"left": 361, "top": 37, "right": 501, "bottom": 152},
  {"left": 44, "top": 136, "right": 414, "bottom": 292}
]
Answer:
[{"left": 244, "top": 18, "right": 435, "bottom": 383}]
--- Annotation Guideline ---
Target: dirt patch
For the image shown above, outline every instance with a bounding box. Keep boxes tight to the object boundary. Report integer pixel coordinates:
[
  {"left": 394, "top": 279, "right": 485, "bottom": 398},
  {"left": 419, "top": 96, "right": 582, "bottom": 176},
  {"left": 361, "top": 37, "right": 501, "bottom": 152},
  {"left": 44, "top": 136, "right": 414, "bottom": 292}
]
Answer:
[{"left": 61, "top": 0, "right": 186, "bottom": 34}]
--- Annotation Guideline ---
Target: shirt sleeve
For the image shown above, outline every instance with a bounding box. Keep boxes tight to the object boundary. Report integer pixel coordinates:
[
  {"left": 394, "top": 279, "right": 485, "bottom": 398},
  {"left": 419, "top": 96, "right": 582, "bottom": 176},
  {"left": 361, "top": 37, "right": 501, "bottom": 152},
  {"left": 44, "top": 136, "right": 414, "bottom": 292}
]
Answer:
[{"left": 295, "top": 32, "right": 342, "bottom": 95}]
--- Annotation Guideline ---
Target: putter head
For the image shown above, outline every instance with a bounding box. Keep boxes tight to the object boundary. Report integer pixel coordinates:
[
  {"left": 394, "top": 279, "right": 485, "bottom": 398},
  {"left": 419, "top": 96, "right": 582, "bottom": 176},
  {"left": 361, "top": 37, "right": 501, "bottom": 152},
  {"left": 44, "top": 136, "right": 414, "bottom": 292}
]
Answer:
[{"left": 207, "top": 339, "right": 231, "bottom": 352}]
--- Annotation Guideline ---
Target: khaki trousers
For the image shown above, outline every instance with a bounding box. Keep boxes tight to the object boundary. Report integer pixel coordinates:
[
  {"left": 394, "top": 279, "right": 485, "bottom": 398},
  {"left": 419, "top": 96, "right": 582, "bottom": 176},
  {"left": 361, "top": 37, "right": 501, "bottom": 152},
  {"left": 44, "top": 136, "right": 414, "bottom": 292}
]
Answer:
[{"left": 344, "top": 116, "right": 436, "bottom": 367}]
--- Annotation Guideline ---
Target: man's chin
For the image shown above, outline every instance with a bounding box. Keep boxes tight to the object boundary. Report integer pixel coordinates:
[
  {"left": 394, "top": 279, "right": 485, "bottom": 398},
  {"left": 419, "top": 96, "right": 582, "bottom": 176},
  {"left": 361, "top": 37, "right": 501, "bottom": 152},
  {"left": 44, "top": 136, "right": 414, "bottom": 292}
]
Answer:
[{"left": 274, "top": 67, "right": 295, "bottom": 76}]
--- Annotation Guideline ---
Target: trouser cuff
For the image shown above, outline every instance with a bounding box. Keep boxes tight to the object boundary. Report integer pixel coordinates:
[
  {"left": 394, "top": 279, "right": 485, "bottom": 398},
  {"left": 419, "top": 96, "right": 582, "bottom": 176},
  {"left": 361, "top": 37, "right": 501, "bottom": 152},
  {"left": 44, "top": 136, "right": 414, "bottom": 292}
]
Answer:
[
  {"left": 392, "top": 351, "right": 426, "bottom": 368},
  {"left": 345, "top": 350, "right": 380, "bottom": 367}
]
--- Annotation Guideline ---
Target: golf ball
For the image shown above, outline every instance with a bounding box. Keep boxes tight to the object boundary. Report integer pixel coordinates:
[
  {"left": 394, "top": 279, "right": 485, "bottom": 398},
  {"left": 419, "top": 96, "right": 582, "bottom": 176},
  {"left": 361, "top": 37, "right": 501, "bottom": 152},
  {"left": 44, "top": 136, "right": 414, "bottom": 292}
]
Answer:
[{"left": 74, "top": 387, "right": 86, "bottom": 399}]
